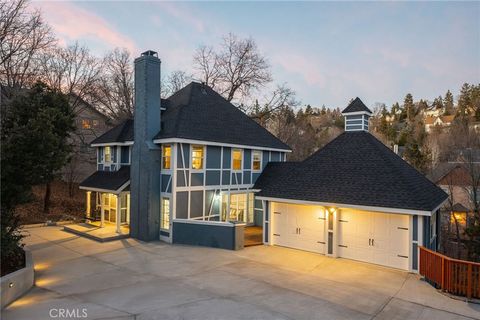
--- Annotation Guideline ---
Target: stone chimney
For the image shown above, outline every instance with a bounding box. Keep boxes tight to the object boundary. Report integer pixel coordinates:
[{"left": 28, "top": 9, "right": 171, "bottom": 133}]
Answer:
[{"left": 130, "top": 50, "right": 161, "bottom": 241}]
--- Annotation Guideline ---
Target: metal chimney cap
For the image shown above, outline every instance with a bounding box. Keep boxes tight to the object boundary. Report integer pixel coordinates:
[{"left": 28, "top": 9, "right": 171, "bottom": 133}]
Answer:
[{"left": 141, "top": 50, "right": 158, "bottom": 57}]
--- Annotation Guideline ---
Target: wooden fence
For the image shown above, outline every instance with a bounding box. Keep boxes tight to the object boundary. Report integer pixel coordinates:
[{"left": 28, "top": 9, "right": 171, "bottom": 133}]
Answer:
[{"left": 419, "top": 246, "right": 480, "bottom": 299}]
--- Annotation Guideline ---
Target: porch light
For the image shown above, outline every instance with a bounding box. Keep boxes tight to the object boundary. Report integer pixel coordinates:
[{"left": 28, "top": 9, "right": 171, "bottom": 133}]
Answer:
[
  {"left": 9, "top": 282, "right": 14, "bottom": 288},
  {"left": 329, "top": 207, "right": 336, "bottom": 213}
]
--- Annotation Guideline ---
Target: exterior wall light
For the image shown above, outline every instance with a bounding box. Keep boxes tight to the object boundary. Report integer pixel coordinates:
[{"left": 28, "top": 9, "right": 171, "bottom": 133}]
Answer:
[{"left": 9, "top": 282, "right": 14, "bottom": 288}]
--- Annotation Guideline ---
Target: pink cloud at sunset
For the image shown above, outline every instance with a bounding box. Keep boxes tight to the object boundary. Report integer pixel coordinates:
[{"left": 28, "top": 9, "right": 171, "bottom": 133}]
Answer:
[{"left": 33, "top": 1, "right": 138, "bottom": 54}]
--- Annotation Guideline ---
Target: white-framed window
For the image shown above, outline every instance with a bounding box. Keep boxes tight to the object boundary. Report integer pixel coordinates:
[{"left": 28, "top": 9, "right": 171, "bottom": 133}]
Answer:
[
  {"left": 232, "top": 149, "right": 243, "bottom": 171},
  {"left": 191, "top": 145, "right": 204, "bottom": 170},
  {"left": 104, "top": 146, "right": 112, "bottom": 162},
  {"left": 252, "top": 150, "right": 262, "bottom": 171},
  {"left": 161, "top": 197, "right": 170, "bottom": 230},
  {"left": 162, "top": 145, "right": 172, "bottom": 169}
]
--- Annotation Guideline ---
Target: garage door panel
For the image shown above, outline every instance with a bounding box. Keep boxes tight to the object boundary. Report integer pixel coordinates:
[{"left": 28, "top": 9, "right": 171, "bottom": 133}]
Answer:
[
  {"left": 339, "top": 209, "right": 410, "bottom": 271},
  {"left": 272, "top": 202, "right": 325, "bottom": 254}
]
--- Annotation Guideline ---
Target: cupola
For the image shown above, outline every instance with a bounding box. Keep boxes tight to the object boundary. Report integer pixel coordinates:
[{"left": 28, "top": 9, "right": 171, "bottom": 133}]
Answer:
[{"left": 341, "top": 97, "right": 372, "bottom": 132}]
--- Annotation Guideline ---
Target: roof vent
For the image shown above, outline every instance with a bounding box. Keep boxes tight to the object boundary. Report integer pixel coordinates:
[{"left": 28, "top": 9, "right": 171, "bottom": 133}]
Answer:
[
  {"left": 141, "top": 50, "right": 158, "bottom": 57},
  {"left": 341, "top": 97, "right": 372, "bottom": 132}
]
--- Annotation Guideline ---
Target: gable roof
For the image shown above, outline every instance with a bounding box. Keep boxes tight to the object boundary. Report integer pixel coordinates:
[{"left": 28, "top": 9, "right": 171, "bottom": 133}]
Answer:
[
  {"left": 79, "top": 166, "right": 130, "bottom": 192},
  {"left": 255, "top": 131, "right": 447, "bottom": 213},
  {"left": 154, "top": 82, "right": 290, "bottom": 151},
  {"left": 91, "top": 119, "right": 133, "bottom": 145},
  {"left": 342, "top": 97, "right": 373, "bottom": 114}
]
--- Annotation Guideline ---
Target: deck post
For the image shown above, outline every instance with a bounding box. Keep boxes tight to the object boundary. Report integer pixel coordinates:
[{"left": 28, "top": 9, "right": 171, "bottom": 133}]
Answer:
[
  {"left": 467, "top": 263, "right": 472, "bottom": 299},
  {"left": 441, "top": 256, "right": 445, "bottom": 290},
  {"left": 116, "top": 194, "right": 121, "bottom": 234}
]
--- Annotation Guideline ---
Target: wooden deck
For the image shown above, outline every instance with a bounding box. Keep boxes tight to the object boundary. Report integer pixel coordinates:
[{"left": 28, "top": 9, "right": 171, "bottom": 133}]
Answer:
[
  {"left": 64, "top": 222, "right": 129, "bottom": 242},
  {"left": 244, "top": 226, "right": 263, "bottom": 247}
]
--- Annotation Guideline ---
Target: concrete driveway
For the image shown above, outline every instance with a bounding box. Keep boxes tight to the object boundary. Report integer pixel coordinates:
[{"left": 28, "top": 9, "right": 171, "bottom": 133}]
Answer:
[{"left": 3, "top": 226, "right": 479, "bottom": 320}]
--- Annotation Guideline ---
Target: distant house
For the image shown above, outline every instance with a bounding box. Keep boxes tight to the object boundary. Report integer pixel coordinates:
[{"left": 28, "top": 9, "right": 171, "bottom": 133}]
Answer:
[
  {"left": 63, "top": 96, "right": 112, "bottom": 183},
  {"left": 424, "top": 115, "right": 455, "bottom": 132},
  {"left": 434, "top": 164, "right": 475, "bottom": 237},
  {"left": 423, "top": 107, "right": 443, "bottom": 118}
]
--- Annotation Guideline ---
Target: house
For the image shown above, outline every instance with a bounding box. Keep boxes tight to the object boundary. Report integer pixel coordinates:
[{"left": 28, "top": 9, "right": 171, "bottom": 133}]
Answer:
[
  {"left": 254, "top": 98, "right": 448, "bottom": 272},
  {"left": 63, "top": 96, "right": 112, "bottom": 183},
  {"left": 79, "top": 50, "right": 290, "bottom": 245},
  {"left": 78, "top": 50, "right": 447, "bottom": 273},
  {"left": 424, "top": 115, "right": 455, "bottom": 132},
  {"left": 434, "top": 164, "right": 475, "bottom": 236}
]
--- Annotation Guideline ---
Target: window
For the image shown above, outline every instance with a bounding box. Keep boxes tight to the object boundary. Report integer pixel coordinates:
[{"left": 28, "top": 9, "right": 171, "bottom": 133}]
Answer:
[
  {"left": 191, "top": 145, "right": 204, "bottom": 170},
  {"left": 81, "top": 119, "right": 92, "bottom": 129},
  {"left": 162, "top": 145, "right": 171, "bottom": 169},
  {"left": 161, "top": 198, "right": 170, "bottom": 230},
  {"left": 232, "top": 149, "right": 242, "bottom": 171},
  {"left": 104, "top": 146, "right": 111, "bottom": 162},
  {"left": 252, "top": 150, "right": 262, "bottom": 171}
]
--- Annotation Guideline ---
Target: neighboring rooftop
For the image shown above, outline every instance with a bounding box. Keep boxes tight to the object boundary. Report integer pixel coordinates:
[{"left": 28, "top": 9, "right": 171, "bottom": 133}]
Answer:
[
  {"left": 255, "top": 131, "right": 448, "bottom": 212},
  {"left": 342, "top": 97, "right": 373, "bottom": 114}
]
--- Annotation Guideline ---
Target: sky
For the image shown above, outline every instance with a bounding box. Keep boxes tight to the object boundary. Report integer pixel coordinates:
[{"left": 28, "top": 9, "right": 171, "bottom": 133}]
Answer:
[{"left": 32, "top": 1, "right": 480, "bottom": 109}]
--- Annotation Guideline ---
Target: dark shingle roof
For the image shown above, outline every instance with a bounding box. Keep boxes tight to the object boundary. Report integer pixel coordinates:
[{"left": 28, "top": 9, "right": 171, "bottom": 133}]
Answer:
[
  {"left": 342, "top": 97, "right": 373, "bottom": 114},
  {"left": 79, "top": 166, "right": 130, "bottom": 192},
  {"left": 255, "top": 131, "right": 447, "bottom": 212},
  {"left": 154, "top": 82, "right": 290, "bottom": 150},
  {"left": 91, "top": 119, "right": 133, "bottom": 145},
  {"left": 254, "top": 162, "right": 297, "bottom": 190},
  {"left": 89, "top": 83, "right": 289, "bottom": 150}
]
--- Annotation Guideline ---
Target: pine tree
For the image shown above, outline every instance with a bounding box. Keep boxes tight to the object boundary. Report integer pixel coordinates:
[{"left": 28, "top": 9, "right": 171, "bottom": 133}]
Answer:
[
  {"left": 457, "top": 83, "right": 471, "bottom": 119},
  {"left": 433, "top": 96, "right": 444, "bottom": 110},
  {"left": 443, "top": 90, "right": 454, "bottom": 115},
  {"left": 3, "top": 82, "right": 75, "bottom": 213},
  {"left": 404, "top": 93, "right": 415, "bottom": 121}
]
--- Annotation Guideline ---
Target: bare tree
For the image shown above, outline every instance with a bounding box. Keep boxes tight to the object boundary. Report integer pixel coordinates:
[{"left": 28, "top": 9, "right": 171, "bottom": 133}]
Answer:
[
  {"left": 94, "top": 48, "right": 134, "bottom": 120},
  {"left": 193, "top": 33, "right": 272, "bottom": 103},
  {"left": 0, "top": 0, "right": 55, "bottom": 92},
  {"left": 249, "top": 83, "right": 299, "bottom": 126},
  {"left": 193, "top": 45, "right": 220, "bottom": 89},
  {"left": 162, "top": 70, "right": 191, "bottom": 98},
  {"left": 38, "top": 42, "right": 101, "bottom": 113}
]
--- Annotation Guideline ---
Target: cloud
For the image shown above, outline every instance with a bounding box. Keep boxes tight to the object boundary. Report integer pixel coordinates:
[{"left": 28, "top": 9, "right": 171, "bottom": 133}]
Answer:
[
  {"left": 33, "top": 1, "right": 138, "bottom": 54},
  {"left": 271, "top": 52, "right": 327, "bottom": 88},
  {"left": 154, "top": 2, "right": 205, "bottom": 33}
]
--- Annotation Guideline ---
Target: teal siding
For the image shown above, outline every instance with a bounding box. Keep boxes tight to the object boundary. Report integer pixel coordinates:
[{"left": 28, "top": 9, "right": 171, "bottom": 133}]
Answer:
[{"left": 206, "top": 146, "right": 222, "bottom": 169}]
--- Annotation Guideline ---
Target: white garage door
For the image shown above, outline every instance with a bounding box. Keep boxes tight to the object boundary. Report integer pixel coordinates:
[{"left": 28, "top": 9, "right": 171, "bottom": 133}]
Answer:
[
  {"left": 338, "top": 209, "right": 410, "bottom": 270},
  {"left": 272, "top": 203, "right": 325, "bottom": 254}
]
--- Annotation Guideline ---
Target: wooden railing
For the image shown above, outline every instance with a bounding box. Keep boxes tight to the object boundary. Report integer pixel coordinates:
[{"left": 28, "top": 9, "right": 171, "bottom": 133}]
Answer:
[{"left": 419, "top": 246, "right": 480, "bottom": 299}]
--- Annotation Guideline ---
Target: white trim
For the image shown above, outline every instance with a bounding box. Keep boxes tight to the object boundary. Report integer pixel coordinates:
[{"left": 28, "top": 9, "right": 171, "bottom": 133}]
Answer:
[
  {"left": 172, "top": 219, "right": 245, "bottom": 227},
  {"left": 252, "top": 150, "right": 263, "bottom": 172},
  {"left": 255, "top": 196, "right": 434, "bottom": 216},
  {"left": 79, "top": 182, "right": 129, "bottom": 195},
  {"left": 91, "top": 141, "right": 134, "bottom": 147},
  {"left": 153, "top": 138, "right": 291, "bottom": 153},
  {"left": 341, "top": 111, "right": 372, "bottom": 116},
  {"left": 231, "top": 148, "right": 243, "bottom": 172}
]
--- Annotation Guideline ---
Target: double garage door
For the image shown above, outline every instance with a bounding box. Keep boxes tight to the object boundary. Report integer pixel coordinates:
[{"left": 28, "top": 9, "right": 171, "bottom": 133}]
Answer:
[{"left": 272, "top": 203, "right": 410, "bottom": 270}]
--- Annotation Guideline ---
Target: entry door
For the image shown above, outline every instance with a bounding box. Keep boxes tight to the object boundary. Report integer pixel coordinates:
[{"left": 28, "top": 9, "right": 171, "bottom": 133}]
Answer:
[
  {"left": 272, "top": 203, "right": 325, "bottom": 254},
  {"left": 338, "top": 210, "right": 410, "bottom": 270}
]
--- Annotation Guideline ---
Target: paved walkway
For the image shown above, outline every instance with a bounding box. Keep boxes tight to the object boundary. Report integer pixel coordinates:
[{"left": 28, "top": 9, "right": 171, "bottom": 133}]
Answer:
[{"left": 3, "top": 226, "right": 480, "bottom": 320}]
